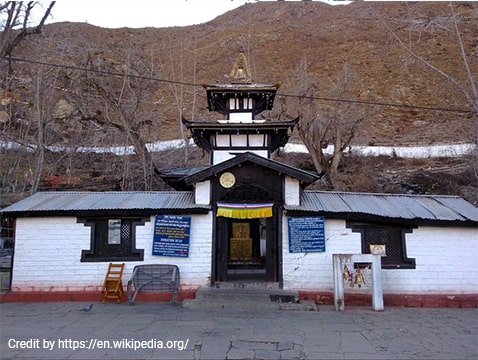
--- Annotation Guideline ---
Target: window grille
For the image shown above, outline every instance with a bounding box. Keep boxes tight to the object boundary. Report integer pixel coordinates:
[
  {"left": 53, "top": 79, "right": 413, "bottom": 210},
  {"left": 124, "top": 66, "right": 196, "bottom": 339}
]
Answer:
[
  {"left": 80, "top": 218, "right": 146, "bottom": 262},
  {"left": 364, "top": 228, "right": 402, "bottom": 266},
  {"left": 348, "top": 223, "right": 416, "bottom": 269}
]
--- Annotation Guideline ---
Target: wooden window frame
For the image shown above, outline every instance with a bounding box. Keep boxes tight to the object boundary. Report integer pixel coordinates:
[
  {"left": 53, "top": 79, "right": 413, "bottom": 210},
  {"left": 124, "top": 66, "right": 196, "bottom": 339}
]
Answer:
[
  {"left": 79, "top": 217, "right": 147, "bottom": 262},
  {"left": 348, "top": 222, "right": 416, "bottom": 269}
]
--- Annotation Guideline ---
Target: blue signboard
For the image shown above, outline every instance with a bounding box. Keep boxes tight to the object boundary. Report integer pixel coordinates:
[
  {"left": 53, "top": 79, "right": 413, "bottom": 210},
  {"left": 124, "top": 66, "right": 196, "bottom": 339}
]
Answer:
[
  {"left": 152, "top": 215, "right": 191, "bottom": 257},
  {"left": 288, "top": 216, "right": 325, "bottom": 253}
]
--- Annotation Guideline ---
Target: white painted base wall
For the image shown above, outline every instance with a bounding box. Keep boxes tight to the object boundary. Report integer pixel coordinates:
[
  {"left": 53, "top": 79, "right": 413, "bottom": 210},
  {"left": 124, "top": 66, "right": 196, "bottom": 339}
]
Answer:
[
  {"left": 282, "top": 217, "right": 478, "bottom": 295},
  {"left": 11, "top": 214, "right": 213, "bottom": 292},
  {"left": 10, "top": 214, "right": 478, "bottom": 295}
]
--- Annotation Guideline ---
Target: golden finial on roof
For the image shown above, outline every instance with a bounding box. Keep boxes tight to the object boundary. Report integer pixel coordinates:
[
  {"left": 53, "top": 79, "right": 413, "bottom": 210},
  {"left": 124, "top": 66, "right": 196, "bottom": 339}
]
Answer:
[{"left": 230, "top": 50, "right": 252, "bottom": 84}]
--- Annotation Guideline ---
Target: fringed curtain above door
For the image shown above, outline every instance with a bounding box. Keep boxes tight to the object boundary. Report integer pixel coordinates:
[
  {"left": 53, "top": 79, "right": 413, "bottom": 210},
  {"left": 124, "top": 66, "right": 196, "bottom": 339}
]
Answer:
[{"left": 216, "top": 202, "right": 273, "bottom": 219}]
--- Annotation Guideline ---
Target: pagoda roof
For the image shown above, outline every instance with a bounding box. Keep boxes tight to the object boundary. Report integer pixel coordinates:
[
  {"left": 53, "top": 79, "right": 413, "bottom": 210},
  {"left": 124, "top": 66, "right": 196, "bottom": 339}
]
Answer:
[
  {"left": 182, "top": 117, "right": 298, "bottom": 130},
  {"left": 159, "top": 152, "right": 321, "bottom": 191},
  {"left": 202, "top": 83, "right": 280, "bottom": 91},
  {"left": 182, "top": 117, "right": 299, "bottom": 152},
  {"left": 203, "top": 82, "right": 280, "bottom": 115}
]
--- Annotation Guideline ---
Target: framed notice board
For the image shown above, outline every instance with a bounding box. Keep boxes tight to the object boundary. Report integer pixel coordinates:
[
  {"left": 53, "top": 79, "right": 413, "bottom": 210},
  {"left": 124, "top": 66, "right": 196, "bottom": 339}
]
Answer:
[
  {"left": 152, "top": 215, "right": 191, "bottom": 257},
  {"left": 288, "top": 216, "right": 325, "bottom": 253}
]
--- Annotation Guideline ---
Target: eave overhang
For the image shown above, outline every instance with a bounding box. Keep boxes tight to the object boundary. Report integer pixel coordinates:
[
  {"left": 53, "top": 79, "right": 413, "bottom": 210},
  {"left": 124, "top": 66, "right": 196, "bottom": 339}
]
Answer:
[
  {"left": 181, "top": 151, "right": 321, "bottom": 189},
  {"left": 284, "top": 191, "right": 478, "bottom": 227},
  {"left": 202, "top": 83, "right": 280, "bottom": 116},
  {"left": 182, "top": 117, "right": 299, "bottom": 152},
  {"left": 158, "top": 166, "right": 207, "bottom": 191},
  {"left": 0, "top": 191, "right": 211, "bottom": 218},
  {"left": 284, "top": 209, "right": 478, "bottom": 227}
]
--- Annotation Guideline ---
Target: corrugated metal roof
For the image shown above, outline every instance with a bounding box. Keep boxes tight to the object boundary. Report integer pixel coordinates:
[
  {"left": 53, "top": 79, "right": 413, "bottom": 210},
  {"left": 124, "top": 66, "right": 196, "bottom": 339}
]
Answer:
[
  {"left": 0, "top": 191, "right": 209, "bottom": 213},
  {"left": 2, "top": 190, "right": 476, "bottom": 224},
  {"left": 286, "top": 191, "right": 478, "bottom": 223}
]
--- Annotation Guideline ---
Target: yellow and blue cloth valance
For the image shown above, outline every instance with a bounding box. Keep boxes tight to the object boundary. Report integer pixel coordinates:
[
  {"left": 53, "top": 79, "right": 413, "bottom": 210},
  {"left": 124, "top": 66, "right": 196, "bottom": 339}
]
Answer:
[{"left": 216, "top": 202, "right": 274, "bottom": 219}]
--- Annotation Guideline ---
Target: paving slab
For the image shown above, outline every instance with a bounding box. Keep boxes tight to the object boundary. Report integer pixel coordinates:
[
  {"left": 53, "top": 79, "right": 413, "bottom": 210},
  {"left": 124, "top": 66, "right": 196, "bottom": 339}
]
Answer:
[{"left": 1, "top": 302, "right": 477, "bottom": 359}]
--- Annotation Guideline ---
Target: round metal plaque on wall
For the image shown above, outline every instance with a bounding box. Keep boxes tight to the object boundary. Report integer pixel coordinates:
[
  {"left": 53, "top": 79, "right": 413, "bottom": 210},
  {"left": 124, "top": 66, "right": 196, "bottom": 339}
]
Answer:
[{"left": 219, "top": 172, "right": 236, "bottom": 188}]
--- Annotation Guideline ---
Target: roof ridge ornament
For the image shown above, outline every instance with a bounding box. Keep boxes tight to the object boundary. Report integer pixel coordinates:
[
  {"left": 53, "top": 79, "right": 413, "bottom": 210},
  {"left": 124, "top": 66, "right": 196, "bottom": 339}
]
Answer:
[{"left": 230, "top": 50, "right": 252, "bottom": 84}]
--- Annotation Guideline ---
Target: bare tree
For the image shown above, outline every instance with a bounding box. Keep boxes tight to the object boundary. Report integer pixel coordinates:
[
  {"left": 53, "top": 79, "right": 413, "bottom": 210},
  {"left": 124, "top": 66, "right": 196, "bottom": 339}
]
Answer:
[
  {"left": 29, "top": 68, "right": 45, "bottom": 193},
  {"left": 155, "top": 31, "right": 198, "bottom": 165},
  {"left": 1, "top": 2, "right": 56, "bottom": 195},
  {"left": 0, "top": 1, "right": 55, "bottom": 60},
  {"left": 377, "top": 2, "right": 478, "bottom": 183},
  {"left": 278, "top": 57, "right": 366, "bottom": 189},
  {"left": 81, "top": 48, "right": 161, "bottom": 190},
  {"left": 0, "top": 53, "right": 65, "bottom": 194},
  {"left": 379, "top": 3, "right": 477, "bottom": 120}
]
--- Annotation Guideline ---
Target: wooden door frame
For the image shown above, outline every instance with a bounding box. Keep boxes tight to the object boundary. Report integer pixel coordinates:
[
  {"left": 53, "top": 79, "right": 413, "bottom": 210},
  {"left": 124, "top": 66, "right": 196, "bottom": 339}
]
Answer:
[{"left": 212, "top": 206, "right": 280, "bottom": 284}]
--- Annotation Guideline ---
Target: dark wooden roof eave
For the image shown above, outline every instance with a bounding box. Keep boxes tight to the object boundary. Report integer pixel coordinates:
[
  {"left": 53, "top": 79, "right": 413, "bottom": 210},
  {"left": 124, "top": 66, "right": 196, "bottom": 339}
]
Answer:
[
  {"left": 284, "top": 209, "right": 478, "bottom": 228},
  {"left": 182, "top": 117, "right": 299, "bottom": 152},
  {"left": 182, "top": 117, "right": 299, "bottom": 130},
  {"left": 181, "top": 151, "right": 321, "bottom": 187},
  {"left": 202, "top": 83, "right": 280, "bottom": 91},
  {"left": 201, "top": 84, "right": 280, "bottom": 114}
]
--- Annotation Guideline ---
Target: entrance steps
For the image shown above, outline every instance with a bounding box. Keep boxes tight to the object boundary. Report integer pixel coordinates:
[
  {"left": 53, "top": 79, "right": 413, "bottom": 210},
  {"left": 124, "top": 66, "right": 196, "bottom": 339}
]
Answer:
[{"left": 182, "top": 283, "right": 318, "bottom": 311}]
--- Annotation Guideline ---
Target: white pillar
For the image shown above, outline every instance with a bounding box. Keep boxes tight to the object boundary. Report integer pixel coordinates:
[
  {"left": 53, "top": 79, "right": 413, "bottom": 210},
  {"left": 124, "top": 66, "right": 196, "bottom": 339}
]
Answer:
[
  {"left": 370, "top": 254, "right": 384, "bottom": 311},
  {"left": 333, "top": 254, "right": 345, "bottom": 311}
]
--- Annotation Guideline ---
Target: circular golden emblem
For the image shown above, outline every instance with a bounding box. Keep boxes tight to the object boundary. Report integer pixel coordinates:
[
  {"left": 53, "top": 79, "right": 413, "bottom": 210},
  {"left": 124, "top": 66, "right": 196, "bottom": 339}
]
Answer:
[{"left": 219, "top": 172, "right": 236, "bottom": 188}]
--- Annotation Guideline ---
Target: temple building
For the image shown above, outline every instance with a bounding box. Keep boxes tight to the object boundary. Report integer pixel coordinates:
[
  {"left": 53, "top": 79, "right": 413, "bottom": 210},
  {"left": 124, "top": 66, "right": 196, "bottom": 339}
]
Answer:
[
  {"left": 159, "top": 51, "right": 319, "bottom": 283},
  {"left": 1, "top": 52, "right": 477, "bottom": 307}
]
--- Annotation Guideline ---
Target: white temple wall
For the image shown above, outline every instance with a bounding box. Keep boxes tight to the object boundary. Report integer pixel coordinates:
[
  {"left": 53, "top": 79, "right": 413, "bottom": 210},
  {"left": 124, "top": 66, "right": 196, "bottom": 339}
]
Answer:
[
  {"left": 11, "top": 213, "right": 213, "bottom": 292},
  {"left": 282, "top": 216, "right": 478, "bottom": 294}
]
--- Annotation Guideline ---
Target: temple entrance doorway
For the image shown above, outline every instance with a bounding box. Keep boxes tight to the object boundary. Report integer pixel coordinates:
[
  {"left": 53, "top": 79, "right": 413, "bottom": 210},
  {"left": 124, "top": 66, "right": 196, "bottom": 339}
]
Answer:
[
  {"left": 227, "top": 218, "right": 266, "bottom": 280},
  {"left": 215, "top": 210, "right": 279, "bottom": 283}
]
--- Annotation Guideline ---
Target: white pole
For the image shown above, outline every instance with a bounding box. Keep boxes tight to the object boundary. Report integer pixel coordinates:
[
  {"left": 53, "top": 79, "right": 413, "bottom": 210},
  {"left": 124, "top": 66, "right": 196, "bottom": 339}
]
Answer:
[
  {"left": 333, "top": 254, "right": 345, "bottom": 311},
  {"left": 371, "top": 254, "right": 384, "bottom": 311}
]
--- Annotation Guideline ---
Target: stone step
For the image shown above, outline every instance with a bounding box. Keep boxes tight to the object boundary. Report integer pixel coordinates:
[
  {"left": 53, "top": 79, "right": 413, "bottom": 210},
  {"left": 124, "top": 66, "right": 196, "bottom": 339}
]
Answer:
[
  {"left": 196, "top": 285, "right": 291, "bottom": 299},
  {"left": 214, "top": 281, "right": 281, "bottom": 290},
  {"left": 182, "top": 285, "right": 318, "bottom": 312},
  {"left": 194, "top": 287, "right": 299, "bottom": 302}
]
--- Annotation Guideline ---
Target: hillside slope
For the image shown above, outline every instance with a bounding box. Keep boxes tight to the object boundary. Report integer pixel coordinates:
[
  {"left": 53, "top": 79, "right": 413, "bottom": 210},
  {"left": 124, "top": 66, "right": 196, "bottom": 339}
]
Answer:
[
  {"left": 0, "top": 1, "right": 477, "bottom": 206},
  {"left": 3, "top": 1, "right": 477, "bottom": 143}
]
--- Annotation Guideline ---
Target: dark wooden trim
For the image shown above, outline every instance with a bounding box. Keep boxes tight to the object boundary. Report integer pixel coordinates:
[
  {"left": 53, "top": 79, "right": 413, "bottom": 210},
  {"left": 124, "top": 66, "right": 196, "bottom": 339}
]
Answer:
[
  {"left": 210, "top": 208, "right": 218, "bottom": 285},
  {"left": 183, "top": 152, "right": 320, "bottom": 187},
  {"left": 347, "top": 221, "right": 416, "bottom": 270},
  {"left": 285, "top": 210, "right": 478, "bottom": 228},
  {"left": 276, "top": 205, "right": 283, "bottom": 287},
  {"left": 79, "top": 217, "right": 148, "bottom": 262}
]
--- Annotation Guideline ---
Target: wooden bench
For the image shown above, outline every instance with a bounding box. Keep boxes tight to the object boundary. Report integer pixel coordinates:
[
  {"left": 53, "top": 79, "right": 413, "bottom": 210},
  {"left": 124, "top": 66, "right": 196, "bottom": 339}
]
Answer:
[{"left": 126, "top": 264, "right": 180, "bottom": 305}]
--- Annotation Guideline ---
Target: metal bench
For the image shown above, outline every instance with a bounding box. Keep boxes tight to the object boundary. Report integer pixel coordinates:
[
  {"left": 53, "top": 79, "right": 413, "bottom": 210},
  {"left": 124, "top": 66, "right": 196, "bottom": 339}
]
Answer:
[{"left": 127, "top": 264, "right": 180, "bottom": 305}]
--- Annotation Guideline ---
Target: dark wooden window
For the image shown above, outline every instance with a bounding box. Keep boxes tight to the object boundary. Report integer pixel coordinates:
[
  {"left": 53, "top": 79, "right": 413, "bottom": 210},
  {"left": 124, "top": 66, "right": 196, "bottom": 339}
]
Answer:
[
  {"left": 349, "top": 223, "right": 416, "bottom": 269},
  {"left": 79, "top": 218, "right": 147, "bottom": 262}
]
